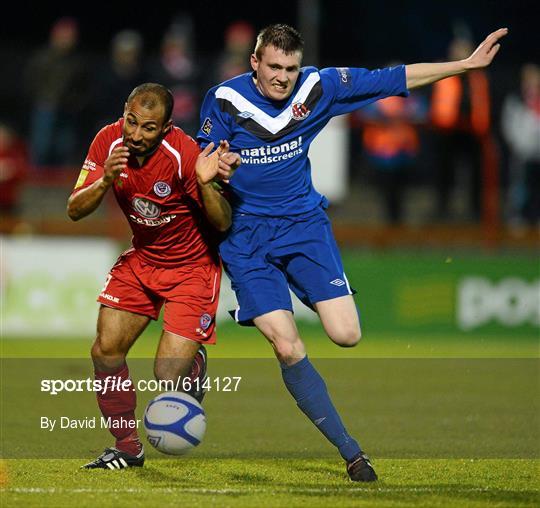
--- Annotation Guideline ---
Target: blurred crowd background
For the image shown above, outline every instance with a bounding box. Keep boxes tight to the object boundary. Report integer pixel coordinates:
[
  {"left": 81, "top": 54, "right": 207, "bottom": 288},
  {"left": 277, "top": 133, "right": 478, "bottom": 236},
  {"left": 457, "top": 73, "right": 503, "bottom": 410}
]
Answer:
[
  {"left": 1, "top": 1, "right": 538, "bottom": 339},
  {"left": 1, "top": 1, "right": 539, "bottom": 245}
]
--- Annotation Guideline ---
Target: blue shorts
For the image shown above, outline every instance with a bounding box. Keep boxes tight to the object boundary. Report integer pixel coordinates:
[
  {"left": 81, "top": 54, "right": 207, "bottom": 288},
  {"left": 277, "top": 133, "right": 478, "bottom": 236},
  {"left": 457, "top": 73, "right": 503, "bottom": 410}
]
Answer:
[{"left": 219, "top": 207, "right": 354, "bottom": 325}]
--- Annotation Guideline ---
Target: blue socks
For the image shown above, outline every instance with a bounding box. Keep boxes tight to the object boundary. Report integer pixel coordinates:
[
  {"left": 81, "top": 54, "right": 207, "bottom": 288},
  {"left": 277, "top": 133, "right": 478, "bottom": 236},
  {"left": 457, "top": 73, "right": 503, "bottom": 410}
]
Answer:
[{"left": 281, "top": 355, "right": 361, "bottom": 461}]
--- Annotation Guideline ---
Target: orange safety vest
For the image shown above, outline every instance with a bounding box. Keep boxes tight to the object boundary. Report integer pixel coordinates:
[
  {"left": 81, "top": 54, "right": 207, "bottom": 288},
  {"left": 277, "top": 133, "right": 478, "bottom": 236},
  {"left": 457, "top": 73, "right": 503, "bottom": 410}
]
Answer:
[
  {"left": 430, "top": 71, "right": 490, "bottom": 135},
  {"left": 362, "top": 97, "right": 420, "bottom": 159}
]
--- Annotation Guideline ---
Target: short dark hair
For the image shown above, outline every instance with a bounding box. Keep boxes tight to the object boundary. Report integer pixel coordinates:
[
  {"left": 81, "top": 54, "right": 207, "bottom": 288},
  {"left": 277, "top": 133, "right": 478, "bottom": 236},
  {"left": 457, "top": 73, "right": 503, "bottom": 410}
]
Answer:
[
  {"left": 254, "top": 24, "right": 304, "bottom": 59},
  {"left": 126, "top": 83, "right": 174, "bottom": 123}
]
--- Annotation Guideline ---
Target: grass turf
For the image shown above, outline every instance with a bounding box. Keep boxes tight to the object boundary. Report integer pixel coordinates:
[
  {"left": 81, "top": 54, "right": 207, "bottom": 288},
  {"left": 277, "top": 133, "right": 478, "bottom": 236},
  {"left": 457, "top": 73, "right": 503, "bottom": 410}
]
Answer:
[
  {"left": 1, "top": 458, "right": 539, "bottom": 507},
  {"left": 1, "top": 324, "right": 539, "bottom": 507}
]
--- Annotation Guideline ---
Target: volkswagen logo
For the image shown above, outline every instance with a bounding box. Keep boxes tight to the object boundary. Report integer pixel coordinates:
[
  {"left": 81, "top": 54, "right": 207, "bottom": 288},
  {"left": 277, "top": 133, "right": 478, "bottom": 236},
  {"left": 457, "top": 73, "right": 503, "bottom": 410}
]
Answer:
[{"left": 132, "top": 197, "right": 161, "bottom": 218}]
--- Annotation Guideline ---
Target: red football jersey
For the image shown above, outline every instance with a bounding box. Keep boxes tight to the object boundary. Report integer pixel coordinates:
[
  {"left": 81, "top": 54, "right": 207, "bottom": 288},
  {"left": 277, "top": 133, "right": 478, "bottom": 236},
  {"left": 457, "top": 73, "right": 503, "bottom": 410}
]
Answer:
[{"left": 73, "top": 119, "right": 219, "bottom": 267}]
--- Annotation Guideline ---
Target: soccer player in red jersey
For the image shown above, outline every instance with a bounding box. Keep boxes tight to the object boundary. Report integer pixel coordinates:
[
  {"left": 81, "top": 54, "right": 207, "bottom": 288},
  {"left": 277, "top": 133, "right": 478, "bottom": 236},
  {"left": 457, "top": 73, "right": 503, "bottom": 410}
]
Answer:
[{"left": 68, "top": 83, "right": 239, "bottom": 469}]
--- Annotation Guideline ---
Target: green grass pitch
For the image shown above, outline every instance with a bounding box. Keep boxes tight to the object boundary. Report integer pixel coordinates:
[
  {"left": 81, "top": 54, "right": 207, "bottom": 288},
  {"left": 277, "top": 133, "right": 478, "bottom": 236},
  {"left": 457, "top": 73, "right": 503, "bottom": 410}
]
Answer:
[
  {"left": 2, "top": 459, "right": 538, "bottom": 507},
  {"left": 1, "top": 322, "right": 539, "bottom": 507}
]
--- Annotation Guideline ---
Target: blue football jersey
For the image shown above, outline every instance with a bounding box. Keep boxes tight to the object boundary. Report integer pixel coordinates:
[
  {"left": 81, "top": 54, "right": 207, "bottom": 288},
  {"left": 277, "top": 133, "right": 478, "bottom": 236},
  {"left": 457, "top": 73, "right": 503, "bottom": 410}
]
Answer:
[{"left": 197, "top": 65, "right": 408, "bottom": 216}]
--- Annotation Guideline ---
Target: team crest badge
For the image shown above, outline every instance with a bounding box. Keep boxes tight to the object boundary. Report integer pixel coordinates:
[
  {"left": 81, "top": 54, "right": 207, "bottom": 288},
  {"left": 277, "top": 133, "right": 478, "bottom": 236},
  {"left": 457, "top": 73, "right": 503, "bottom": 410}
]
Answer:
[
  {"left": 201, "top": 117, "right": 213, "bottom": 136},
  {"left": 199, "top": 313, "right": 212, "bottom": 331},
  {"left": 291, "top": 102, "right": 310, "bottom": 121},
  {"left": 153, "top": 181, "right": 171, "bottom": 197}
]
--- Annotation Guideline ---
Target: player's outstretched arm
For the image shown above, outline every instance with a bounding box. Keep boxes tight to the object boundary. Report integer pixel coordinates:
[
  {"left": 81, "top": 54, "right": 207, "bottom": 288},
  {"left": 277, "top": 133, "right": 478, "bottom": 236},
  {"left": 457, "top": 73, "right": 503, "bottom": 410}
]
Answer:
[
  {"left": 67, "top": 146, "right": 128, "bottom": 221},
  {"left": 196, "top": 141, "right": 235, "bottom": 232},
  {"left": 405, "top": 28, "right": 508, "bottom": 90}
]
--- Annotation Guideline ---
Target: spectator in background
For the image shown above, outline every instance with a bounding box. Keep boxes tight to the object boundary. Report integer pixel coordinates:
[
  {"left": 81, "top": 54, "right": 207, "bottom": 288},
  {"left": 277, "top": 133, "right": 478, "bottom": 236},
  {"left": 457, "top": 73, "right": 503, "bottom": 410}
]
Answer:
[
  {"left": 0, "top": 123, "right": 28, "bottom": 215},
  {"left": 201, "top": 21, "right": 254, "bottom": 93},
  {"left": 24, "top": 17, "right": 87, "bottom": 168},
  {"left": 150, "top": 17, "right": 200, "bottom": 136},
  {"left": 215, "top": 21, "right": 255, "bottom": 83},
  {"left": 94, "top": 30, "right": 149, "bottom": 127},
  {"left": 501, "top": 63, "right": 540, "bottom": 226},
  {"left": 430, "top": 32, "right": 491, "bottom": 221},
  {"left": 351, "top": 92, "right": 427, "bottom": 223}
]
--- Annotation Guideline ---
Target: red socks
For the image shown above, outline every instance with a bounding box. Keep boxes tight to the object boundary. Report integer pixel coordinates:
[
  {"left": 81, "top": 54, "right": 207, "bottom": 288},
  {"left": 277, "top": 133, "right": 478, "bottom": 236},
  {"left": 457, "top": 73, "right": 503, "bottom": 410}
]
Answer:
[{"left": 95, "top": 363, "right": 142, "bottom": 456}]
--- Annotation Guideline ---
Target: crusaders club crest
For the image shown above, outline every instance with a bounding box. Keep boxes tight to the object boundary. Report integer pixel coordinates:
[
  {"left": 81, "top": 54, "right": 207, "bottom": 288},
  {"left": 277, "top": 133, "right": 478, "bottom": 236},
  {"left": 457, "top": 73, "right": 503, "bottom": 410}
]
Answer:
[
  {"left": 199, "top": 313, "right": 212, "bottom": 331},
  {"left": 291, "top": 102, "right": 310, "bottom": 121},
  {"left": 153, "top": 181, "right": 171, "bottom": 197}
]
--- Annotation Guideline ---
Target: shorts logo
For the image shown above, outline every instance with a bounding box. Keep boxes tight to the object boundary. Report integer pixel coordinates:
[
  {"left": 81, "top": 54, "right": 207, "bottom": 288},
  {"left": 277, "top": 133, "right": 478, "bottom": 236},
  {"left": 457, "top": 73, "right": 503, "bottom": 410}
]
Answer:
[
  {"left": 330, "top": 278, "right": 345, "bottom": 287},
  {"left": 199, "top": 313, "right": 212, "bottom": 331},
  {"left": 153, "top": 181, "right": 171, "bottom": 197},
  {"left": 100, "top": 292, "right": 120, "bottom": 303},
  {"left": 201, "top": 117, "right": 213, "bottom": 136},
  {"left": 291, "top": 102, "right": 310, "bottom": 121},
  {"left": 132, "top": 197, "right": 161, "bottom": 219}
]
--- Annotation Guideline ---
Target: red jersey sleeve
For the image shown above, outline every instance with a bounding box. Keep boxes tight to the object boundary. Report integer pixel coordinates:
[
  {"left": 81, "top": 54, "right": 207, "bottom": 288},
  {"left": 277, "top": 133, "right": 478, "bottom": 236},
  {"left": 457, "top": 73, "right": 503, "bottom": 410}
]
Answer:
[{"left": 70, "top": 125, "right": 115, "bottom": 195}]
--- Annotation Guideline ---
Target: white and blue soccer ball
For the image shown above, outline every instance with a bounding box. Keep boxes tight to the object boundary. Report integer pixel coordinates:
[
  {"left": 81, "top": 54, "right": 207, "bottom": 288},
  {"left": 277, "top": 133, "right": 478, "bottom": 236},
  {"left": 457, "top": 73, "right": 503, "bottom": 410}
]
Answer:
[{"left": 143, "top": 391, "right": 206, "bottom": 455}]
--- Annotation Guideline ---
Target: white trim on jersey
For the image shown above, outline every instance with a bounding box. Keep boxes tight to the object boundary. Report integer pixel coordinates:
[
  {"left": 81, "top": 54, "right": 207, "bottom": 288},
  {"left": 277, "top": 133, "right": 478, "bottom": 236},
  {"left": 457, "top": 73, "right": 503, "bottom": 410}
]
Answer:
[
  {"left": 161, "top": 139, "right": 182, "bottom": 178},
  {"left": 108, "top": 137, "right": 123, "bottom": 156},
  {"left": 215, "top": 71, "right": 321, "bottom": 134},
  {"left": 343, "top": 272, "right": 353, "bottom": 295}
]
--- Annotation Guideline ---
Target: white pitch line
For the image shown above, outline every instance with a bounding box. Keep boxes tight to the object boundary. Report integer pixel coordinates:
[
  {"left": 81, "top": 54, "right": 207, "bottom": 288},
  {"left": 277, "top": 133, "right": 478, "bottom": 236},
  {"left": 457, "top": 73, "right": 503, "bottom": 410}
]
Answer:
[{"left": 3, "top": 486, "right": 529, "bottom": 495}]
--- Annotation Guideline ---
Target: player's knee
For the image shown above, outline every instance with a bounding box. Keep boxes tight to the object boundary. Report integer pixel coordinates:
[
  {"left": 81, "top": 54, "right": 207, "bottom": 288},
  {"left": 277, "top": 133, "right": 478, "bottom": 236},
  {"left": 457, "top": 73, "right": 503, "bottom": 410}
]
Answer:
[
  {"left": 269, "top": 335, "right": 305, "bottom": 364},
  {"left": 331, "top": 324, "right": 362, "bottom": 347},
  {"left": 91, "top": 336, "right": 125, "bottom": 362}
]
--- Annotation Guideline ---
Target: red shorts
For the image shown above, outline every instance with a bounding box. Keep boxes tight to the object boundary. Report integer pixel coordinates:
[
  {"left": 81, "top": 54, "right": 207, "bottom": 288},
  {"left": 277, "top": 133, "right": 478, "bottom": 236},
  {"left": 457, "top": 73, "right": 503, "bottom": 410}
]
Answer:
[{"left": 97, "top": 249, "right": 221, "bottom": 344}]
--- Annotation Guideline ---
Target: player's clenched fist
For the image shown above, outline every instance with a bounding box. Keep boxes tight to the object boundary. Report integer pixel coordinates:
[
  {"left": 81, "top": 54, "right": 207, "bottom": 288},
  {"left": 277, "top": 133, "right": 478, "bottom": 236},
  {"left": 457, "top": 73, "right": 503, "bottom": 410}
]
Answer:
[
  {"left": 103, "top": 146, "right": 129, "bottom": 185},
  {"left": 218, "top": 143, "right": 241, "bottom": 183}
]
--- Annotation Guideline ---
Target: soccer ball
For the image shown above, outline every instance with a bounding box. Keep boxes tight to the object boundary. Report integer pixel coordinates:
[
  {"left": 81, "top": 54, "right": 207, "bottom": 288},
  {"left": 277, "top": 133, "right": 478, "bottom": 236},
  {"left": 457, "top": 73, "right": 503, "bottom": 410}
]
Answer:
[{"left": 143, "top": 391, "right": 206, "bottom": 455}]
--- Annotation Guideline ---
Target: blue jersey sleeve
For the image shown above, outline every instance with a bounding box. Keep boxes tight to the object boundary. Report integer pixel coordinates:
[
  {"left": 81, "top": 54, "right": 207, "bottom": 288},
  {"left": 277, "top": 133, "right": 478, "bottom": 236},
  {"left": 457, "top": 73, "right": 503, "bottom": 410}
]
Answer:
[
  {"left": 320, "top": 65, "right": 409, "bottom": 116},
  {"left": 197, "top": 88, "right": 232, "bottom": 148}
]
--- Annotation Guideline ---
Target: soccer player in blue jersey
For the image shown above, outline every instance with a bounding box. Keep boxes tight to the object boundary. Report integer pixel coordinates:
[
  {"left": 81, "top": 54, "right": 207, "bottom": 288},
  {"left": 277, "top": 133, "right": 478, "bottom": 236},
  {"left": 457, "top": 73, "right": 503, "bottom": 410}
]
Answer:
[{"left": 198, "top": 24, "right": 507, "bottom": 481}]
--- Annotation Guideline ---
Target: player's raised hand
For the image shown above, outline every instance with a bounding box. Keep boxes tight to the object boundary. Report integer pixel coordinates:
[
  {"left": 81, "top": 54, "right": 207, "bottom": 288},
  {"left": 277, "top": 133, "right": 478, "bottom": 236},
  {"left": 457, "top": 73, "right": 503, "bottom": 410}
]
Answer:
[
  {"left": 196, "top": 142, "right": 220, "bottom": 185},
  {"left": 464, "top": 28, "right": 508, "bottom": 70},
  {"left": 103, "top": 146, "right": 129, "bottom": 185},
  {"left": 196, "top": 141, "right": 240, "bottom": 185}
]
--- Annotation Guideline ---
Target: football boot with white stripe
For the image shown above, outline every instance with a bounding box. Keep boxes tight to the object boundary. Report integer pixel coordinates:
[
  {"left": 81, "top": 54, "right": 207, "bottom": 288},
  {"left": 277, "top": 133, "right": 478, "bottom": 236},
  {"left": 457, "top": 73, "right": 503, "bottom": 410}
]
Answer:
[
  {"left": 82, "top": 447, "right": 144, "bottom": 470},
  {"left": 346, "top": 452, "right": 378, "bottom": 481}
]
